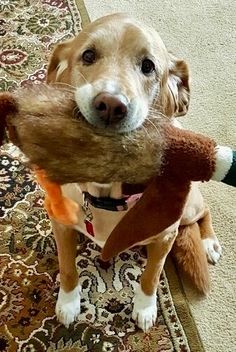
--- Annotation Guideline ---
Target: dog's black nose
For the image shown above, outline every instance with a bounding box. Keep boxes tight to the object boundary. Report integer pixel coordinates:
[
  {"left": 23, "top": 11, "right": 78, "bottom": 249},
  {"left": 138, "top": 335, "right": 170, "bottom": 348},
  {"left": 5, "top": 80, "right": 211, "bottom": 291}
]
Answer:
[{"left": 93, "top": 93, "right": 127, "bottom": 124}]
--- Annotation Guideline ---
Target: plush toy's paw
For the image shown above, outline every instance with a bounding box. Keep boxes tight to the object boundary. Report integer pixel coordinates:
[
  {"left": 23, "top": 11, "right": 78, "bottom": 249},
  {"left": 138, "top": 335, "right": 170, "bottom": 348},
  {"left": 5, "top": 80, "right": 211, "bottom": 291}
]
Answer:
[
  {"left": 132, "top": 285, "right": 157, "bottom": 332},
  {"left": 56, "top": 284, "right": 81, "bottom": 327},
  {"left": 47, "top": 197, "right": 79, "bottom": 226},
  {"left": 202, "top": 236, "right": 222, "bottom": 265}
]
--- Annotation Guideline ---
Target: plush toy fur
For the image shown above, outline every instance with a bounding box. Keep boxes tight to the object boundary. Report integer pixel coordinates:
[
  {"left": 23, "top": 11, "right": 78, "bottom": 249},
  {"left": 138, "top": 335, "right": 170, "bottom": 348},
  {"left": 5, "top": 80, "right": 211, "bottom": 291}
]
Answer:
[
  {"left": 0, "top": 85, "right": 216, "bottom": 184},
  {"left": 0, "top": 84, "right": 234, "bottom": 294}
]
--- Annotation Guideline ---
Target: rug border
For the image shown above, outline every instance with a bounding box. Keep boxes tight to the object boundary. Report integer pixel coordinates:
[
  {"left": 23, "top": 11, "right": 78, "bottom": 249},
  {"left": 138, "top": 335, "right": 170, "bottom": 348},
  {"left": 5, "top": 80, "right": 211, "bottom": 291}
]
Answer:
[
  {"left": 165, "top": 258, "right": 205, "bottom": 352},
  {"left": 75, "top": 0, "right": 90, "bottom": 27}
]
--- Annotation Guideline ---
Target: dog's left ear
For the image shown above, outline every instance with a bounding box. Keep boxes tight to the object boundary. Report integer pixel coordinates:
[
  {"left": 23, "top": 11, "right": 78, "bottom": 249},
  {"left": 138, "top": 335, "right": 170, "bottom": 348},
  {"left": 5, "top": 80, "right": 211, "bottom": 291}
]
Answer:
[{"left": 166, "top": 54, "right": 190, "bottom": 117}]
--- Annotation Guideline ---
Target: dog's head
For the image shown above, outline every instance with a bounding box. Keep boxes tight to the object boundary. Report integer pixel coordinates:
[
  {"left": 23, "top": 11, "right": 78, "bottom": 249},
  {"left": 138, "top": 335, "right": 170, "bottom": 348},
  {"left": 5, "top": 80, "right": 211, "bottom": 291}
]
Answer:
[{"left": 47, "top": 13, "right": 190, "bottom": 132}]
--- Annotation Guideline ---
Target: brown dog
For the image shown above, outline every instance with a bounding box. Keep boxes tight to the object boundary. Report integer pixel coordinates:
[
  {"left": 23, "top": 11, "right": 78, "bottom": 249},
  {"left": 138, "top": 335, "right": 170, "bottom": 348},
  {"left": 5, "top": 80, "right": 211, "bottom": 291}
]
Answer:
[{"left": 46, "top": 13, "right": 221, "bottom": 331}]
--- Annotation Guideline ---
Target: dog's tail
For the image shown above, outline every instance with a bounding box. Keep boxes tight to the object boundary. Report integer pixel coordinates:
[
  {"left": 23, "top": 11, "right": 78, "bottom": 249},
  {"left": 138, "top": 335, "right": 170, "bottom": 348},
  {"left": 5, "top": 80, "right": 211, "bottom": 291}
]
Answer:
[{"left": 172, "top": 222, "right": 210, "bottom": 294}]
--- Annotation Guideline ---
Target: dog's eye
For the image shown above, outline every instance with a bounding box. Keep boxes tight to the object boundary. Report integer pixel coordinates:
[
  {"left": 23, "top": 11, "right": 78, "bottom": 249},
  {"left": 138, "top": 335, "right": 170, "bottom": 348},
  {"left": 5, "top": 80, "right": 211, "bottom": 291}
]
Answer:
[
  {"left": 82, "top": 49, "right": 96, "bottom": 64},
  {"left": 141, "top": 59, "right": 155, "bottom": 75}
]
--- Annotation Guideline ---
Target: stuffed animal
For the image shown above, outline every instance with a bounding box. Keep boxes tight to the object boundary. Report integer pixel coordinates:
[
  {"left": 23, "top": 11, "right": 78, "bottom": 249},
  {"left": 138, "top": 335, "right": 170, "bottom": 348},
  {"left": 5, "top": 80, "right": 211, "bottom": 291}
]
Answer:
[{"left": 0, "top": 84, "right": 235, "bottom": 262}]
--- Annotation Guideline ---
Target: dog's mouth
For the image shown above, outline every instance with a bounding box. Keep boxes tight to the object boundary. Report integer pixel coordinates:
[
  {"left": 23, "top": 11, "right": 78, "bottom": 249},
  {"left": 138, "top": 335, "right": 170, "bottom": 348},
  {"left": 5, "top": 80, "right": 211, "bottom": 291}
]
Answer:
[
  {"left": 84, "top": 114, "right": 145, "bottom": 134},
  {"left": 74, "top": 85, "right": 149, "bottom": 133},
  {"left": 76, "top": 102, "right": 147, "bottom": 134},
  {"left": 72, "top": 107, "right": 127, "bottom": 137}
]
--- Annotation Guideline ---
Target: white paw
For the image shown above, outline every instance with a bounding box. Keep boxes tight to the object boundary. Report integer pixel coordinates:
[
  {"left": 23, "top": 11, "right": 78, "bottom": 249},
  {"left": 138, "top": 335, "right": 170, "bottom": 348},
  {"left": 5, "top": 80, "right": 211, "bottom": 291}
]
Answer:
[
  {"left": 132, "top": 285, "right": 157, "bottom": 332},
  {"left": 56, "top": 284, "right": 81, "bottom": 327},
  {"left": 202, "top": 237, "right": 222, "bottom": 265}
]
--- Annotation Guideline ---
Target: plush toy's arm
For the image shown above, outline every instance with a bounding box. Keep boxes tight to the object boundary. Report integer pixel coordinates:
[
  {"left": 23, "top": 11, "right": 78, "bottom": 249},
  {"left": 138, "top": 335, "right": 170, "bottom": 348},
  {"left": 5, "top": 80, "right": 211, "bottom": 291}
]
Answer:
[{"left": 34, "top": 168, "right": 79, "bottom": 226}]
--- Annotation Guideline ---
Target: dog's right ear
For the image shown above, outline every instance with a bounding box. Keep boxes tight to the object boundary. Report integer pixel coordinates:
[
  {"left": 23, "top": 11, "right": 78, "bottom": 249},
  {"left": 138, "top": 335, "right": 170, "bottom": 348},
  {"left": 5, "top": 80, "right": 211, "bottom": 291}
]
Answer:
[{"left": 46, "top": 40, "right": 74, "bottom": 84}]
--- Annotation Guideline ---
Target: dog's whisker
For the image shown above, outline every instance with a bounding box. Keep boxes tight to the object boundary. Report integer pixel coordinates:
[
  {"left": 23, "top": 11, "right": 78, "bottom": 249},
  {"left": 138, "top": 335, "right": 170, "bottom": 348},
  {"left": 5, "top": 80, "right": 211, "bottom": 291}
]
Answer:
[
  {"left": 148, "top": 109, "right": 168, "bottom": 120},
  {"left": 148, "top": 112, "right": 165, "bottom": 120},
  {"left": 147, "top": 113, "right": 163, "bottom": 119},
  {"left": 77, "top": 71, "right": 90, "bottom": 85},
  {"left": 72, "top": 106, "right": 80, "bottom": 119},
  {"left": 52, "top": 82, "right": 76, "bottom": 91},
  {"left": 145, "top": 119, "right": 162, "bottom": 138},
  {"left": 140, "top": 124, "right": 152, "bottom": 140},
  {"left": 59, "top": 88, "right": 77, "bottom": 95}
]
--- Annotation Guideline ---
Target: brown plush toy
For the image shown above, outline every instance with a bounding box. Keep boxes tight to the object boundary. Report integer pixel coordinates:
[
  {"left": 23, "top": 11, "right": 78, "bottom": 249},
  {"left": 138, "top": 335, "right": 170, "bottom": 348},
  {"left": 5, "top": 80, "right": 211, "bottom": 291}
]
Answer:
[{"left": 0, "top": 84, "right": 235, "bottom": 263}]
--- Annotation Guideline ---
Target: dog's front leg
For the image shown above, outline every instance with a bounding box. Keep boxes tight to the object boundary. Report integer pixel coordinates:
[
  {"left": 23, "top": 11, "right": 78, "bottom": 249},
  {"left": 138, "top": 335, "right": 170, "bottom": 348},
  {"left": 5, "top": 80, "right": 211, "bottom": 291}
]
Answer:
[
  {"left": 132, "top": 230, "right": 178, "bottom": 332},
  {"left": 199, "top": 205, "right": 222, "bottom": 264},
  {"left": 51, "top": 219, "right": 81, "bottom": 327}
]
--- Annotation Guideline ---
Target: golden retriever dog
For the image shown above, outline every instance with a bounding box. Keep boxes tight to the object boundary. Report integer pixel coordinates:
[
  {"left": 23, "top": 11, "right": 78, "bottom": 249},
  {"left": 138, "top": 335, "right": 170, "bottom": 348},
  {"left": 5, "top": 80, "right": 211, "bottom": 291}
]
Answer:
[{"left": 46, "top": 13, "right": 222, "bottom": 331}]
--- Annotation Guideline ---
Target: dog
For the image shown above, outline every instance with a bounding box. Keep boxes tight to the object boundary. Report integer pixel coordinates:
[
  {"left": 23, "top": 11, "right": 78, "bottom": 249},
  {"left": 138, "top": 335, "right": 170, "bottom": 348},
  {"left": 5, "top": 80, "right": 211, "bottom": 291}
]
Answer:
[{"left": 46, "top": 13, "right": 222, "bottom": 331}]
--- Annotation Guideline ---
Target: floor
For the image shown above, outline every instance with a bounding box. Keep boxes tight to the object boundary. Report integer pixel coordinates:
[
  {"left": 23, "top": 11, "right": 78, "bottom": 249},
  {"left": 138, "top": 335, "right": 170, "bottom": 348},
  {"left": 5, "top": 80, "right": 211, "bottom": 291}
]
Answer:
[{"left": 84, "top": 1, "right": 236, "bottom": 351}]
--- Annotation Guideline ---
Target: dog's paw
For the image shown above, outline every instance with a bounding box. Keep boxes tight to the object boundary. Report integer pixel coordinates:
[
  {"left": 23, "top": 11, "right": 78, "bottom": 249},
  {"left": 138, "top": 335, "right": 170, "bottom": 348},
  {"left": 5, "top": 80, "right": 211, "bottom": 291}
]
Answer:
[
  {"left": 56, "top": 284, "right": 81, "bottom": 327},
  {"left": 132, "top": 285, "right": 157, "bottom": 332},
  {"left": 202, "top": 237, "right": 222, "bottom": 265}
]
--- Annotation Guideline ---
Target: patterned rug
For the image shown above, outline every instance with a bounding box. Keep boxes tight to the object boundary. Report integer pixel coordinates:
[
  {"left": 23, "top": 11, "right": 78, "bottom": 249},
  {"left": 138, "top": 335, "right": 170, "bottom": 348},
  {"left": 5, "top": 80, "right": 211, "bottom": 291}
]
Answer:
[{"left": 0, "top": 1, "right": 203, "bottom": 351}]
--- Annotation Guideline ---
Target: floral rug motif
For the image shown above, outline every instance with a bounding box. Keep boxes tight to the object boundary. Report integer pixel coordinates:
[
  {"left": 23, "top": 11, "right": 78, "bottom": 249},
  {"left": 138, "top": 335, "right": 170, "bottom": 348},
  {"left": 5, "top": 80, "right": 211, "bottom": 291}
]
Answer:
[{"left": 0, "top": 1, "right": 196, "bottom": 351}]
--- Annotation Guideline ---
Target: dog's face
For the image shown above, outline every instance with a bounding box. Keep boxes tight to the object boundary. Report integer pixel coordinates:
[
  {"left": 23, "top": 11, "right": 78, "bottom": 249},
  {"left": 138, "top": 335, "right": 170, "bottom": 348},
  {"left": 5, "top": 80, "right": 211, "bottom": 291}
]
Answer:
[{"left": 47, "top": 13, "right": 190, "bottom": 132}]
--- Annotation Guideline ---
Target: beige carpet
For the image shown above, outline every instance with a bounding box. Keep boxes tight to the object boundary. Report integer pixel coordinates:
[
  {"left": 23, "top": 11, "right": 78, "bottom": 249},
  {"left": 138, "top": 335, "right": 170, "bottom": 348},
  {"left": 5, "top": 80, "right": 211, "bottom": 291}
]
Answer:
[{"left": 84, "top": 1, "right": 236, "bottom": 351}]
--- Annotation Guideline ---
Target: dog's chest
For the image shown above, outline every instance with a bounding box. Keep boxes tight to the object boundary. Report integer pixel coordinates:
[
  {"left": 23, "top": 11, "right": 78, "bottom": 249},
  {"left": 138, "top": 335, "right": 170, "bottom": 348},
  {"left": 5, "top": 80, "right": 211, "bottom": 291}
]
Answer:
[{"left": 61, "top": 182, "right": 141, "bottom": 248}]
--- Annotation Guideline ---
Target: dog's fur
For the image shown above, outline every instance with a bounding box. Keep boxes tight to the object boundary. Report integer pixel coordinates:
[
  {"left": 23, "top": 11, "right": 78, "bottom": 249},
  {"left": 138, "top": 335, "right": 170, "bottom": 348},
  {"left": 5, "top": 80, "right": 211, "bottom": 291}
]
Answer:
[{"left": 46, "top": 13, "right": 222, "bottom": 331}]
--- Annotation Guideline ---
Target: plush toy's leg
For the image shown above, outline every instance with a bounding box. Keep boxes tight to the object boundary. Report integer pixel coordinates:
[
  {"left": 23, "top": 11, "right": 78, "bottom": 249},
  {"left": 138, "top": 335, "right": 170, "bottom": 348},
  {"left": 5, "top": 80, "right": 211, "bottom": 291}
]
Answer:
[
  {"left": 199, "top": 206, "right": 222, "bottom": 265},
  {"left": 51, "top": 219, "right": 81, "bottom": 327},
  {"left": 102, "top": 178, "right": 190, "bottom": 261},
  {"left": 132, "top": 228, "right": 178, "bottom": 332}
]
